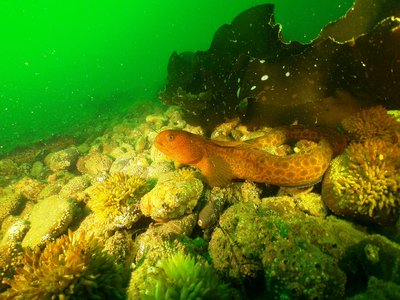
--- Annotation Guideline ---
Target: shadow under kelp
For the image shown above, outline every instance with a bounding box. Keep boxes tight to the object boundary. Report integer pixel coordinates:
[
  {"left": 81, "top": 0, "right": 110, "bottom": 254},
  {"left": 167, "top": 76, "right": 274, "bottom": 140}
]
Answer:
[{"left": 160, "top": 0, "right": 400, "bottom": 130}]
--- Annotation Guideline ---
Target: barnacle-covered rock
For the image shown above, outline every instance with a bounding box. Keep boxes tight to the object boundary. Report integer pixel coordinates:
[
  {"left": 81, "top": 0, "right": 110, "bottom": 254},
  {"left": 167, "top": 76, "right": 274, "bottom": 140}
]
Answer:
[
  {"left": 0, "top": 220, "right": 29, "bottom": 293},
  {"left": 145, "top": 113, "right": 168, "bottom": 129},
  {"left": 12, "top": 177, "right": 45, "bottom": 202},
  {"left": 294, "top": 192, "right": 328, "bottom": 217},
  {"left": 36, "top": 182, "right": 64, "bottom": 200},
  {"left": 76, "top": 149, "right": 113, "bottom": 177},
  {"left": 140, "top": 169, "right": 203, "bottom": 221},
  {"left": 44, "top": 146, "right": 79, "bottom": 172},
  {"left": 147, "top": 161, "right": 174, "bottom": 179},
  {"left": 133, "top": 214, "right": 198, "bottom": 264},
  {"left": 0, "top": 189, "right": 24, "bottom": 225},
  {"left": 0, "top": 219, "right": 30, "bottom": 248},
  {"left": 59, "top": 175, "right": 91, "bottom": 201},
  {"left": 3, "top": 230, "right": 129, "bottom": 299},
  {"left": 198, "top": 181, "right": 260, "bottom": 230},
  {"left": 109, "top": 153, "right": 149, "bottom": 178},
  {"left": 21, "top": 196, "right": 78, "bottom": 248},
  {"left": 322, "top": 139, "right": 400, "bottom": 225},
  {"left": 341, "top": 106, "right": 400, "bottom": 143},
  {"left": 103, "top": 231, "right": 135, "bottom": 266}
]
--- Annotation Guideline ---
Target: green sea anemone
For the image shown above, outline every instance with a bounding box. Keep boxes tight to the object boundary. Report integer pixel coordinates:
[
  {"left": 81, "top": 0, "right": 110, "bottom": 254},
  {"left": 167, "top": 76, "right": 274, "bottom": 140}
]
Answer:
[
  {"left": 322, "top": 139, "right": 400, "bottom": 224},
  {"left": 2, "top": 230, "right": 129, "bottom": 299},
  {"left": 341, "top": 106, "right": 399, "bottom": 143},
  {"left": 140, "top": 250, "right": 231, "bottom": 300}
]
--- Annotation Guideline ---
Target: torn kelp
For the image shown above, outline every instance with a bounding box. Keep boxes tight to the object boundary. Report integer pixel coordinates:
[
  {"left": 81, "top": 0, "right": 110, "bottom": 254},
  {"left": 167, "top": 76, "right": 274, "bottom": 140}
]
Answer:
[{"left": 160, "top": 1, "right": 400, "bottom": 130}]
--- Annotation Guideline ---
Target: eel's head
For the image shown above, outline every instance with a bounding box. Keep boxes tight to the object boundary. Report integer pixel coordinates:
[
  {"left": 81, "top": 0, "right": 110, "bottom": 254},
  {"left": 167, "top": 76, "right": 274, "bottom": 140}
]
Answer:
[{"left": 154, "top": 130, "right": 204, "bottom": 165}]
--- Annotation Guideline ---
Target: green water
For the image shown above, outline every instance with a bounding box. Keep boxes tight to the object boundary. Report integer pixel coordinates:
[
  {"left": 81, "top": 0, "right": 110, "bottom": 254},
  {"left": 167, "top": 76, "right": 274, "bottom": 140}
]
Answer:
[{"left": 0, "top": 0, "right": 354, "bottom": 155}]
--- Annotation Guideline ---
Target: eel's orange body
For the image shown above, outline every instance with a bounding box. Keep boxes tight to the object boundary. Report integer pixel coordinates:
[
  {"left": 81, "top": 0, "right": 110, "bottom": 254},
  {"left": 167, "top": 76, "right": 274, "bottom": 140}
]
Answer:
[{"left": 154, "top": 125, "right": 346, "bottom": 187}]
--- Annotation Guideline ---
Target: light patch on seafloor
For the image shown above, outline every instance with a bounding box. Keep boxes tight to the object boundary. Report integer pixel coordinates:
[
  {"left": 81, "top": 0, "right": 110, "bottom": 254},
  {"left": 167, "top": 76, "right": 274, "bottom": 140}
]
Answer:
[
  {"left": 261, "top": 75, "right": 269, "bottom": 81},
  {"left": 250, "top": 85, "right": 257, "bottom": 90}
]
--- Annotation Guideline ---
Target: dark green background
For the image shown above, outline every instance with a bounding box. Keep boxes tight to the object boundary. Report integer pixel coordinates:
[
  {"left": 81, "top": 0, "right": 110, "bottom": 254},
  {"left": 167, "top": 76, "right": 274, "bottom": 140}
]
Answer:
[{"left": 0, "top": 0, "right": 354, "bottom": 155}]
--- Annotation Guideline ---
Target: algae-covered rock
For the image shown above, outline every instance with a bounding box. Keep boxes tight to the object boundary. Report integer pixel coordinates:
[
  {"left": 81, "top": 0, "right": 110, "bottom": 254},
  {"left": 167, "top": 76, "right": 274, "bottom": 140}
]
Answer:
[
  {"left": 21, "top": 196, "right": 78, "bottom": 248},
  {"left": 0, "top": 159, "right": 19, "bottom": 186},
  {"left": 340, "top": 234, "right": 400, "bottom": 296},
  {"left": 109, "top": 153, "right": 149, "bottom": 178},
  {"left": 294, "top": 192, "right": 328, "bottom": 217},
  {"left": 128, "top": 223, "right": 218, "bottom": 300},
  {"left": 59, "top": 175, "right": 91, "bottom": 201},
  {"left": 44, "top": 146, "right": 79, "bottom": 172},
  {"left": 0, "top": 219, "right": 30, "bottom": 248},
  {"left": 0, "top": 189, "right": 24, "bottom": 225},
  {"left": 13, "top": 177, "right": 45, "bottom": 202},
  {"left": 29, "top": 161, "right": 48, "bottom": 179},
  {"left": 76, "top": 150, "right": 113, "bottom": 176},
  {"left": 262, "top": 238, "right": 346, "bottom": 299},
  {"left": 140, "top": 169, "right": 203, "bottom": 221},
  {"left": 348, "top": 276, "right": 400, "bottom": 300},
  {"left": 103, "top": 231, "right": 135, "bottom": 266},
  {"left": 209, "top": 201, "right": 366, "bottom": 298}
]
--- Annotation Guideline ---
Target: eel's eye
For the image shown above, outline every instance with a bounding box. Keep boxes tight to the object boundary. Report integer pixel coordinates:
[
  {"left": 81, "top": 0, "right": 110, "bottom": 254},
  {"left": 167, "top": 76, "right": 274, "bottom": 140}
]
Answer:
[{"left": 167, "top": 134, "right": 174, "bottom": 141}]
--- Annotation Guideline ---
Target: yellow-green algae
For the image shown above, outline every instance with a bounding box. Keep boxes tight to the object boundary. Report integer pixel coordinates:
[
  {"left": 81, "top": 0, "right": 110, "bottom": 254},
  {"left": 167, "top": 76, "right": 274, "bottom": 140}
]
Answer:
[{"left": 0, "top": 189, "right": 23, "bottom": 225}]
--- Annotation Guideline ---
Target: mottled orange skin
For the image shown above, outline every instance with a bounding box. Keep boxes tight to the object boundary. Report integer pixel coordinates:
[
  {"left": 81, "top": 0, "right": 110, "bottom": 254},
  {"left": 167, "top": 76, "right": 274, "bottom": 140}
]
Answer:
[{"left": 155, "top": 125, "right": 346, "bottom": 187}]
